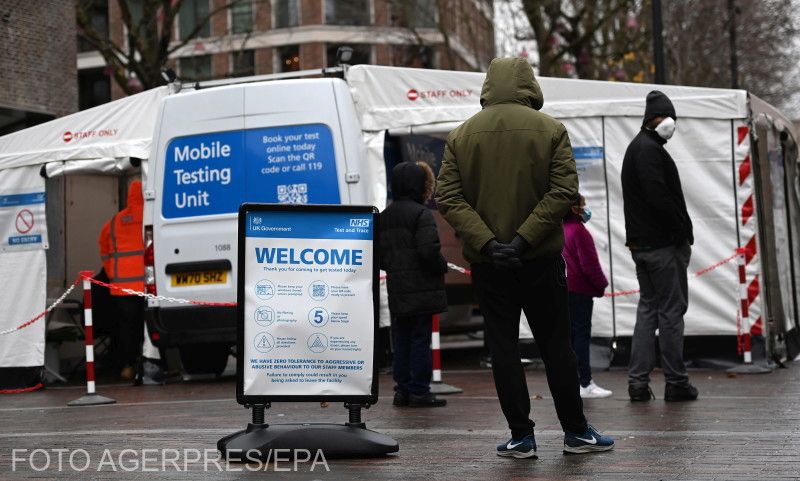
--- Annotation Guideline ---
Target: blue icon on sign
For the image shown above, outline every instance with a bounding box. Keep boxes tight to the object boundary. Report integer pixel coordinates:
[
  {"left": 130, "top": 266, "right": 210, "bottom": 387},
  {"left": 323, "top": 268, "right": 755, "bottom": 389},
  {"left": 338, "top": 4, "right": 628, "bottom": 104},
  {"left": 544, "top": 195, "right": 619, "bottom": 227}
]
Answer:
[
  {"left": 308, "top": 307, "right": 329, "bottom": 327},
  {"left": 307, "top": 333, "right": 328, "bottom": 353},
  {"left": 309, "top": 280, "right": 328, "bottom": 301},
  {"left": 255, "top": 279, "right": 275, "bottom": 300},
  {"left": 255, "top": 306, "right": 275, "bottom": 326},
  {"left": 254, "top": 332, "right": 275, "bottom": 353}
]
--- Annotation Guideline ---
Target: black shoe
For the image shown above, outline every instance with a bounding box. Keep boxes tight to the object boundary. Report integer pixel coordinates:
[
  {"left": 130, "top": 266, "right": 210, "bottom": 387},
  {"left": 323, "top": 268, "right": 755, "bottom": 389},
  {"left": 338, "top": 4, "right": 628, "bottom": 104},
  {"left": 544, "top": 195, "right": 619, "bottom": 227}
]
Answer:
[
  {"left": 393, "top": 391, "right": 409, "bottom": 407},
  {"left": 408, "top": 392, "right": 447, "bottom": 407},
  {"left": 629, "top": 384, "right": 655, "bottom": 402},
  {"left": 664, "top": 383, "right": 699, "bottom": 402}
]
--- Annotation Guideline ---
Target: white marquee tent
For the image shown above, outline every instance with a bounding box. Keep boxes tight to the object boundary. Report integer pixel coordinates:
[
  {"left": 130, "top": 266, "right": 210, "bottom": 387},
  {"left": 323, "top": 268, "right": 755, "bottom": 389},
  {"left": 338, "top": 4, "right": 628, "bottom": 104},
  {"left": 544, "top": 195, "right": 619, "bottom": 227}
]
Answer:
[{"left": 1, "top": 65, "right": 798, "bottom": 388}]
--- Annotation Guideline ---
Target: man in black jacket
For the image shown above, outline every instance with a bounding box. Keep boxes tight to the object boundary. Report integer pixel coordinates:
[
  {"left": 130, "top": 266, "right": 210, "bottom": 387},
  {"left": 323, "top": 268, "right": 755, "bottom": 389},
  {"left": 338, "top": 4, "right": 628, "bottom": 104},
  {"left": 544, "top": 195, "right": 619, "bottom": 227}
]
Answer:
[
  {"left": 380, "top": 161, "right": 448, "bottom": 408},
  {"left": 621, "top": 90, "right": 699, "bottom": 402}
]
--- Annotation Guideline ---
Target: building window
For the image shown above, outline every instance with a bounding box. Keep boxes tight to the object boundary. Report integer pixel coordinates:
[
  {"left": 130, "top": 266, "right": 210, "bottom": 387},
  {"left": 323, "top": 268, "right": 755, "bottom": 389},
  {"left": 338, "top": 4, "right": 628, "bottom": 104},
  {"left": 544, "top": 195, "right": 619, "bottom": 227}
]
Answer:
[
  {"left": 179, "top": 55, "right": 213, "bottom": 82},
  {"left": 325, "top": 0, "right": 370, "bottom": 26},
  {"left": 179, "top": 0, "right": 211, "bottom": 40},
  {"left": 393, "top": 45, "right": 434, "bottom": 68},
  {"left": 392, "top": 0, "right": 436, "bottom": 28},
  {"left": 232, "top": 50, "right": 255, "bottom": 77},
  {"left": 274, "top": 0, "right": 300, "bottom": 28},
  {"left": 77, "top": 0, "right": 109, "bottom": 52},
  {"left": 277, "top": 45, "right": 300, "bottom": 72},
  {"left": 125, "top": 0, "right": 144, "bottom": 27},
  {"left": 78, "top": 68, "right": 111, "bottom": 110},
  {"left": 326, "top": 44, "right": 371, "bottom": 67},
  {"left": 231, "top": 0, "right": 254, "bottom": 33}
]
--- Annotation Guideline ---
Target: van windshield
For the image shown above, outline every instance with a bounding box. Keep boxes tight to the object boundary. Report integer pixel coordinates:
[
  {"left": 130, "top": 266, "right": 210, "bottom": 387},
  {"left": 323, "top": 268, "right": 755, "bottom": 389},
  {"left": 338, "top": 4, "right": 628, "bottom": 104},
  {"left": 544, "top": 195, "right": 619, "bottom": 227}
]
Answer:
[{"left": 161, "top": 123, "right": 340, "bottom": 218}]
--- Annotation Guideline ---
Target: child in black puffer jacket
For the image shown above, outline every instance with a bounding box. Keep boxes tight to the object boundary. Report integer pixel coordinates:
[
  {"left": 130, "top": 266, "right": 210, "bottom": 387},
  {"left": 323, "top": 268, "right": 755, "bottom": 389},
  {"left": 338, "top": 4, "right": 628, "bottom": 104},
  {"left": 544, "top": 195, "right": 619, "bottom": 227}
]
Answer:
[{"left": 380, "top": 161, "right": 448, "bottom": 408}]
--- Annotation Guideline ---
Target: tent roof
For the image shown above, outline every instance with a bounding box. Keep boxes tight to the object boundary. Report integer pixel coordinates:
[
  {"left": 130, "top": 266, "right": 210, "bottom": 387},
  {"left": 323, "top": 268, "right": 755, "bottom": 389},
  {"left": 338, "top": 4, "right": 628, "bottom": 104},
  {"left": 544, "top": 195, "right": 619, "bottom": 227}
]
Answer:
[
  {"left": 0, "top": 86, "right": 167, "bottom": 171},
  {"left": 345, "top": 65, "right": 749, "bottom": 132}
]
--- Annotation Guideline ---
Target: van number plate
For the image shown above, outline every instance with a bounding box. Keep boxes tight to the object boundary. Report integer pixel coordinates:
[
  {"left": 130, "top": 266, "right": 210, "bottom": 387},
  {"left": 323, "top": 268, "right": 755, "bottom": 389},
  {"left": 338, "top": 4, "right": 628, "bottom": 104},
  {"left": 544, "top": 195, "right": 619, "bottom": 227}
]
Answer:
[{"left": 171, "top": 271, "right": 227, "bottom": 287}]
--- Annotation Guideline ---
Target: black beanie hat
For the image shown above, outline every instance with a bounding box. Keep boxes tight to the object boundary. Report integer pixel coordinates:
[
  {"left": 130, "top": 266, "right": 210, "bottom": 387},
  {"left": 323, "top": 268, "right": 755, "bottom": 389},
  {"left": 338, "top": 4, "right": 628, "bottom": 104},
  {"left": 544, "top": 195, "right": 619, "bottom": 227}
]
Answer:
[{"left": 643, "top": 90, "right": 676, "bottom": 125}]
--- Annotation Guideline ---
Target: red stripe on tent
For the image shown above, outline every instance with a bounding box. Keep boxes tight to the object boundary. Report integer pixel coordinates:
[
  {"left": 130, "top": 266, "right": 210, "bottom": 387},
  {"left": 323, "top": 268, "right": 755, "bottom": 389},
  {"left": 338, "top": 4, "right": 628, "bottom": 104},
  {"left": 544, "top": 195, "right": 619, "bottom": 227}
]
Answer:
[
  {"left": 747, "top": 275, "right": 760, "bottom": 306},
  {"left": 737, "top": 126, "right": 749, "bottom": 145},
  {"left": 744, "top": 236, "right": 757, "bottom": 264},
  {"left": 741, "top": 195, "right": 754, "bottom": 226},
  {"left": 739, "top": 154, "right": 751, "bottom": 186},
  {"left": 750, "top": 316, "right": 763, "bottom": 336}
]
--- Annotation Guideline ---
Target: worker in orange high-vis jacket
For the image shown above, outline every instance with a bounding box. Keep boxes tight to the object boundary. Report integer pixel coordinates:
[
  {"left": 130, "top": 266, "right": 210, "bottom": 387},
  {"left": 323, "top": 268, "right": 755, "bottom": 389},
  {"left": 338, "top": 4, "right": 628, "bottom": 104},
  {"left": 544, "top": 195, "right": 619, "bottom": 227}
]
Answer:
[{"left": 98, "top": 180, "right": 145, "bottom": 381}]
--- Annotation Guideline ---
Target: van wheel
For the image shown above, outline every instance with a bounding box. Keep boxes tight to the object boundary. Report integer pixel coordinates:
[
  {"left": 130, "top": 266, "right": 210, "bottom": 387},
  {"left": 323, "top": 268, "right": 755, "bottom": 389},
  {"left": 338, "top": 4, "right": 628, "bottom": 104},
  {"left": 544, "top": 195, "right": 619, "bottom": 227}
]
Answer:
[{"left": 179, "top": 343, "right": 230, "bottom": 376}]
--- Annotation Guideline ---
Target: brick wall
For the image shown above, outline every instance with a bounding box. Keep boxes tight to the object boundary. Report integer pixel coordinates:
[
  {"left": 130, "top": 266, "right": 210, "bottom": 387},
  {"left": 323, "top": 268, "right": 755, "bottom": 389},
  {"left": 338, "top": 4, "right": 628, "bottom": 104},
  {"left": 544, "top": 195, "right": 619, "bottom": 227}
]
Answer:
[
  {"left": 301, "top": 0, "right": 322, "bottom": 25},
  {"left": 300, "top": 43, "right": 324, "bottom": 70},
  {"left": 0, "top": 0, "right": 78, "bottom": 117},
  {"left": 255, "top": 48, "right": 273, "bottom": 74}
]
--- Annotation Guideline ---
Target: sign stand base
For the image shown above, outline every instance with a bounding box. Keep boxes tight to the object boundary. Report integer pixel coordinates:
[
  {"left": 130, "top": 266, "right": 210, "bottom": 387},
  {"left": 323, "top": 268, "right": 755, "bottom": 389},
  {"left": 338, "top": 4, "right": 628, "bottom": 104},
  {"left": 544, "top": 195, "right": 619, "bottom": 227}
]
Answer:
[
  {"left": 218, "top": 404, "right": 398, "bottom": 460},
  {"left": 67, "top": 393, "right": 116, "bottom": 406}
]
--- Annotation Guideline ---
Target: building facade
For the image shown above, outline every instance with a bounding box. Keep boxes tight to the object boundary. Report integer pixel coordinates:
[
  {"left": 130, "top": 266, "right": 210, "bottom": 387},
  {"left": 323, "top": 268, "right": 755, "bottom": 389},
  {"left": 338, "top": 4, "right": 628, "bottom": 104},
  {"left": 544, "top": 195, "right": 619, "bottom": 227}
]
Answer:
[
  {"left": 0, "top": 0, "right": 78, "bottom": 134},
  {"left": 77, "top": 0, "right": 495, "bottom": 106}
]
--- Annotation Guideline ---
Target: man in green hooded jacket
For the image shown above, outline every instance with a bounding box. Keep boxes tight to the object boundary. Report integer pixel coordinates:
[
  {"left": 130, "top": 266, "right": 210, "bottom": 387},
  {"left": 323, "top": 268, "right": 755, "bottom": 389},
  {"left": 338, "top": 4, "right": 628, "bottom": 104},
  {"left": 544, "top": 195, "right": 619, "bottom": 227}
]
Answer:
[{"left": 436, "top": 58, "right": 613, "bottom": 458}]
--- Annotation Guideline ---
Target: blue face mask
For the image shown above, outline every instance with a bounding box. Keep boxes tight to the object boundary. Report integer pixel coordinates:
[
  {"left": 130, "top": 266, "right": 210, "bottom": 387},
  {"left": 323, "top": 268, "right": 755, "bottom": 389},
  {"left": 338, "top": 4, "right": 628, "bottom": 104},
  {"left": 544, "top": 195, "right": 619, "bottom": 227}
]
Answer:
[{"left": 580, "top": 207, "right": 592, "bottom": 223}]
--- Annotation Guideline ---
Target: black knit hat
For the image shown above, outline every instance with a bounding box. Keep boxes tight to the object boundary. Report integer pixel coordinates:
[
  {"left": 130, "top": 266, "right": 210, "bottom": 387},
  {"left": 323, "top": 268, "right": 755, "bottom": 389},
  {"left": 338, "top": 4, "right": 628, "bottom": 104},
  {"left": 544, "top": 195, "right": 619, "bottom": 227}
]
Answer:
[{"left": 643, "top": 90, "right": 676, "bottom": 125}]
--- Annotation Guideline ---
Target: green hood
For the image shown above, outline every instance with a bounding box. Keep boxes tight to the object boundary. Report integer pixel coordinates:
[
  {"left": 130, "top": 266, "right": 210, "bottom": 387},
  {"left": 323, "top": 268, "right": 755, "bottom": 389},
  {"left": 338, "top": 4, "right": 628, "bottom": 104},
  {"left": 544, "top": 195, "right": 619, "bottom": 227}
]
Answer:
[{"left": 480, "top": 58, "right": 544, "bottom": 110}]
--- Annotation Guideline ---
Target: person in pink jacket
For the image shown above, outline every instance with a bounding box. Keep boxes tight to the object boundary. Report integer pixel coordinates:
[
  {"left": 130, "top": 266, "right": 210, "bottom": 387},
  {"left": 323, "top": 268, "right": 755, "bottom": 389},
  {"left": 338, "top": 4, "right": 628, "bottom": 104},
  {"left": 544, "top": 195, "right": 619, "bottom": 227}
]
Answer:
[{"left": 563, "top": 195, "right": 612, "bottom": 398}]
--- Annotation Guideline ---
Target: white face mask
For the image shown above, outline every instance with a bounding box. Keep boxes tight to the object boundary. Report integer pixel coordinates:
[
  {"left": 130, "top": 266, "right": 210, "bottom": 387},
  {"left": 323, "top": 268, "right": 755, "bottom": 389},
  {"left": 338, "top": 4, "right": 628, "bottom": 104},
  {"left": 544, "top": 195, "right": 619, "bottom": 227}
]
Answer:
[{"left": 655, "top": 117, "right": 676, "bottom": 140}]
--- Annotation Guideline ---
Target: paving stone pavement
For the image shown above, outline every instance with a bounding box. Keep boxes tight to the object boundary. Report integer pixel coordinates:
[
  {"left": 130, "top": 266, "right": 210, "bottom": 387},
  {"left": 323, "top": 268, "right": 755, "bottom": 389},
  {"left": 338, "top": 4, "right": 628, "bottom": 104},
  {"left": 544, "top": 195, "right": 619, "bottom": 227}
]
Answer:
[{"left": 1, "top": 362, "right": 799, "bottom": 480}]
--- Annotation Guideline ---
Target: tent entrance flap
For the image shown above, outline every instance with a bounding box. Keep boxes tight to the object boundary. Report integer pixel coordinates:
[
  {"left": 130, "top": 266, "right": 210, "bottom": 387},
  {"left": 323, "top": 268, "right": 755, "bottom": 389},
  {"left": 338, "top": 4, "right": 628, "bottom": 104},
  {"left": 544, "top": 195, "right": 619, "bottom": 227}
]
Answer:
[{"left": 42, "top": 157, "right": 141, "bottom": 179}]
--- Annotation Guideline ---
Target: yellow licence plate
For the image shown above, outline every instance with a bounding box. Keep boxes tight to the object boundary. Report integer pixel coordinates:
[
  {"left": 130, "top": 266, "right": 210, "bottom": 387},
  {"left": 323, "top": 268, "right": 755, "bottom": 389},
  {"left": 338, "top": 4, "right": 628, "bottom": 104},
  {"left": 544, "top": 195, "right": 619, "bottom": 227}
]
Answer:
[{"left": 171, "top": 271, "right": 227, "bottom": 287}]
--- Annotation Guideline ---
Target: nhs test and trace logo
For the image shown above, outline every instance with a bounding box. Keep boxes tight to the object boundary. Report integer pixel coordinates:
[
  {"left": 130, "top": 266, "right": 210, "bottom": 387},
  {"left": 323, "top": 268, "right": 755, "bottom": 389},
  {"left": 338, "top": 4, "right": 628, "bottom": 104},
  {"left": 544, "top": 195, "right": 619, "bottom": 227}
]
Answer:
[{"left": 349, "top": 219, "right": 370, "bottom": 228}]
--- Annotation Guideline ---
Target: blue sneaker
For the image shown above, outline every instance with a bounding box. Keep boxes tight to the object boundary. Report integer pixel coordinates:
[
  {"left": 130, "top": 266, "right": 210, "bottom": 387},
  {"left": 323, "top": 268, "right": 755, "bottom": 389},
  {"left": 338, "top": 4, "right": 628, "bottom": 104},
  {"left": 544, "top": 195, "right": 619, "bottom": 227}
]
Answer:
[
  {"left": 563, "top": 425, "right": 614, "bottom": 454},
  {"left": 496, "top": 434, "right": 537, "bottom": 459}
]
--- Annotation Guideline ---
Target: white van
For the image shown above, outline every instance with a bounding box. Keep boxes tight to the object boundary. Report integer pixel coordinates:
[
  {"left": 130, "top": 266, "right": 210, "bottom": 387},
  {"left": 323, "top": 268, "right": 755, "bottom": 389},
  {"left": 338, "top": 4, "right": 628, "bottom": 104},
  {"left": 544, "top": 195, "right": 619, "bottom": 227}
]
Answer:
[{"left": 144, "top": 72, "right": 377, "bottom": 373}]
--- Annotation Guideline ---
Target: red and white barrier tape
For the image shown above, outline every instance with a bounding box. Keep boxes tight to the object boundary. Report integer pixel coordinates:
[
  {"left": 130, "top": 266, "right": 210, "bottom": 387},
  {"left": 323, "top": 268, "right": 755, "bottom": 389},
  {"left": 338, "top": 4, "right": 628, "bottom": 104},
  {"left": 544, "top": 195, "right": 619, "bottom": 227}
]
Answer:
[
  {"left": 80, "top": 273, "right": 236, "bottom": 307},
  {"left": 445, "top": 251, "right": 740, "bottom": 299},
  {"left": 0, "top": 383, "right": 44, "bottom": 394},
  {"left": 0, "top": 279, "right": 80, "bottom": 336},
  {"left": 1, "top": 251, "right": 742, "bottom": 337}
]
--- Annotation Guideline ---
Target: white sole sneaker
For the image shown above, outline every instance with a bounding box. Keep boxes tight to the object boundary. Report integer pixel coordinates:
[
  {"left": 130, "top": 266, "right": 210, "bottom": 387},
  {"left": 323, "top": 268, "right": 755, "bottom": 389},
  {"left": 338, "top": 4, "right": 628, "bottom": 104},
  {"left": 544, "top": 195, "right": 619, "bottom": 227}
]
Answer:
[
  {"left": 497, "top": 449, "right": 538, "bottom": 459},
  {"left": 580, "top": 384, "right": 613, "bottom": 399},
  {"left": 563, "top": 443, "right": 614, "bottom": 454}
]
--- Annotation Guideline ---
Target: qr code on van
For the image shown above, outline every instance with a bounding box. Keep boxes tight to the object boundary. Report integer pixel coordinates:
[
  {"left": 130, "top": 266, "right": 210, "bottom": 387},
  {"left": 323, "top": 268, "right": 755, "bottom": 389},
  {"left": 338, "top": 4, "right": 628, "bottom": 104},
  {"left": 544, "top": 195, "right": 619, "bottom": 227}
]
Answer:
[{"left": 277, "top": 183, "right": 308, "bottom": 204}]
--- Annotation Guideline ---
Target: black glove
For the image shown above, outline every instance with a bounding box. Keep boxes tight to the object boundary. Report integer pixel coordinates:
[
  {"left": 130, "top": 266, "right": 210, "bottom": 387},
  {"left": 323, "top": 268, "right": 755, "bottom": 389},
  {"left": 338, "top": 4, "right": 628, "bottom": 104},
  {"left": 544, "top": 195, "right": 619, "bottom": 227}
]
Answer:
[
  {"left": 482, "top": 239, "right": 521, "bottom": 269},
  {"left": 509, "top": 235, "right": 530, "bottom": 257}
]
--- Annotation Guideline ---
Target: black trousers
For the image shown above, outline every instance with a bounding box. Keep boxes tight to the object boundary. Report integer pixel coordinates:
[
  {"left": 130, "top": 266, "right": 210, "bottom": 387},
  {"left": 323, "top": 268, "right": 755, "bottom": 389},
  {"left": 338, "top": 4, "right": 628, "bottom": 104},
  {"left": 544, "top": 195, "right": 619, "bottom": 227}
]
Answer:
[
  {"left": 472, "top": 256, "right": 588, "bottom": 439},
  {"left": 391, "top": 314, "right": 433, "bottom": 395},
  {"left": 112, "top": 295, "right": 144, "bottom": 368},
  {"left": 568, "top": 292, "right": 594, "bottom": 387}
]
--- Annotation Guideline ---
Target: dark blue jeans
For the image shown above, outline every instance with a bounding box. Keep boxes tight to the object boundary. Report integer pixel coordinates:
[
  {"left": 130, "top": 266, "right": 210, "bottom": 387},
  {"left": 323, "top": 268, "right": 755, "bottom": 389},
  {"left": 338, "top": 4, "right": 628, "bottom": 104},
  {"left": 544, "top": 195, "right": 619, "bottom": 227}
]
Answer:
[
  {"left": 568, "top": 292, "right": 594, "bottom": 388},
  {"left": 391, "top": 314, "right": 432, "bottom": 395}
]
